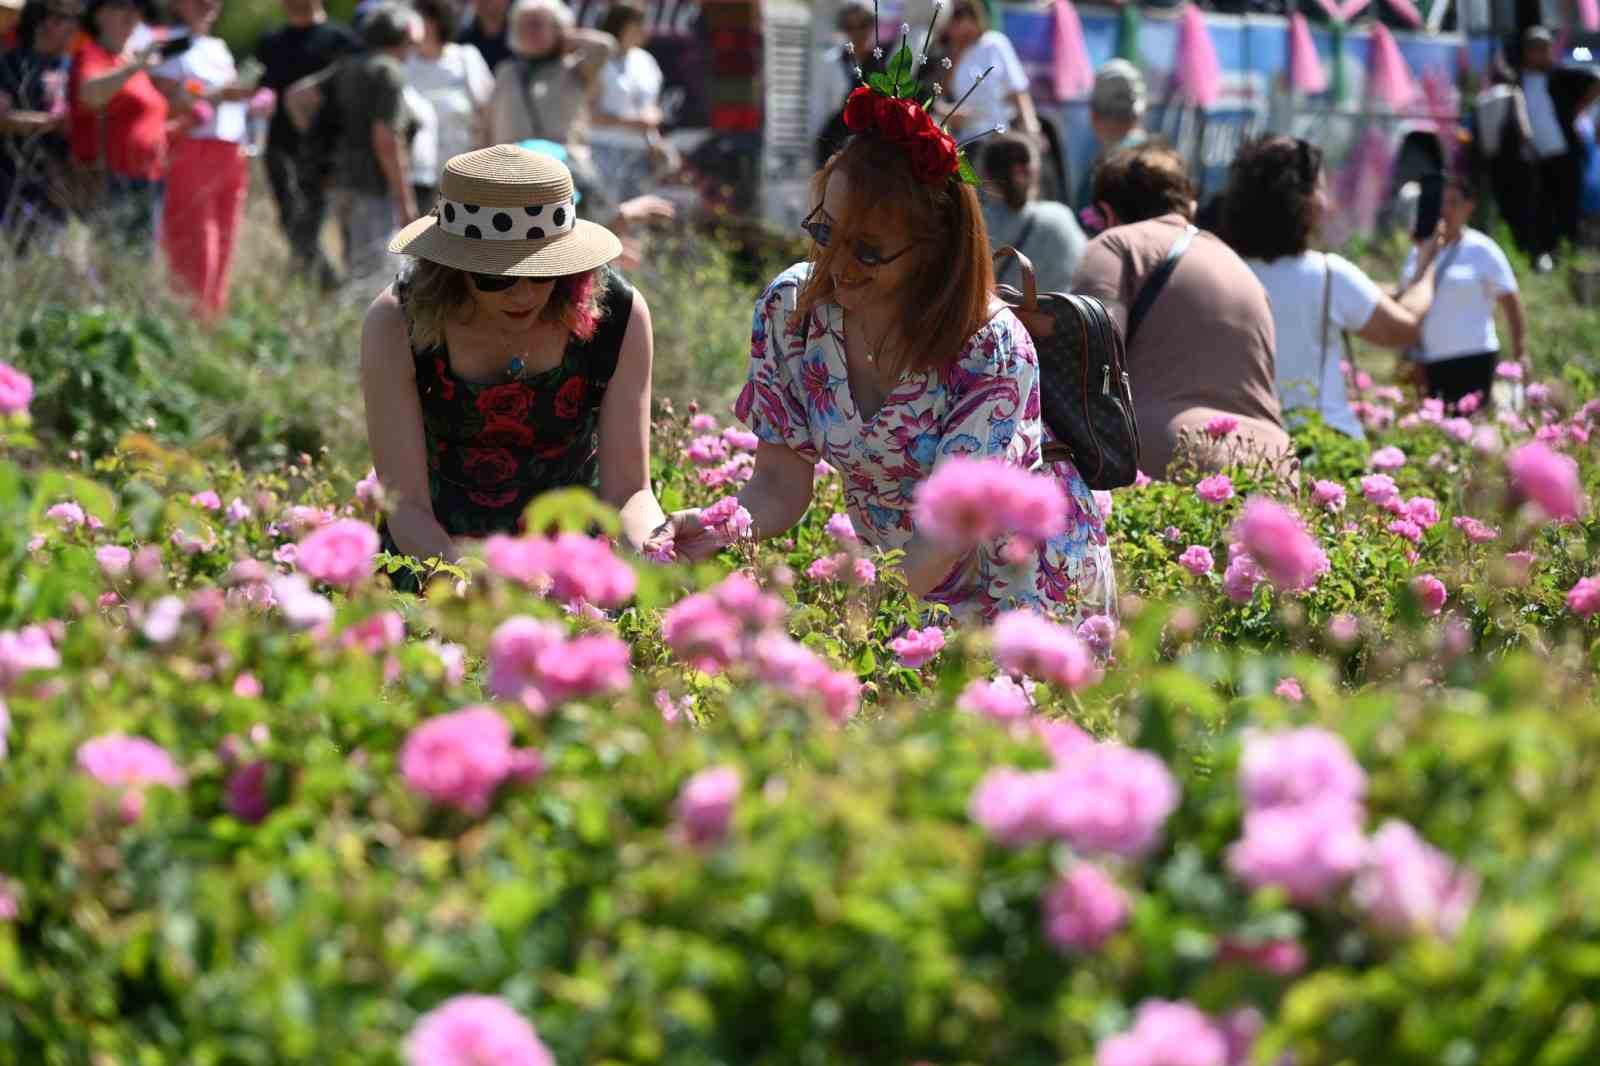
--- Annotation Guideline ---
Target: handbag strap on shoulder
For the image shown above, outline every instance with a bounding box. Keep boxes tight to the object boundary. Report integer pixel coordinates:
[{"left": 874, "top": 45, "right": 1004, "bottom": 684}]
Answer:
[{"left": 1125, "top": 223, "right": 1196, "bottom": 350}]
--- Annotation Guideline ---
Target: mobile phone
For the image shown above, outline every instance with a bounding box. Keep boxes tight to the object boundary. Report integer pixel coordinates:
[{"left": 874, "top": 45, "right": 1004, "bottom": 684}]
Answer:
[
  {"left": 1412, "top": 172, "right": 1444, "bottom": 240},
  {"left": 156, "top": 33, "right": 193, "bottom": 60}
]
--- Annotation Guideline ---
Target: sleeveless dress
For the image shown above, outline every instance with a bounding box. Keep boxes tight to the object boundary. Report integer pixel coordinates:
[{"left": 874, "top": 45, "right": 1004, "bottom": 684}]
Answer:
[{"left": 379, "top": 267, "right": 634, "bottom": 573}]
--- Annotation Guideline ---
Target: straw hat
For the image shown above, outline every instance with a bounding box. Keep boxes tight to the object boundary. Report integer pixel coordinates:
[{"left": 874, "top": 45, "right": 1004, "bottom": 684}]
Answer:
[{"left": 389, "top": 144, "right": 622, "bottom": 277}]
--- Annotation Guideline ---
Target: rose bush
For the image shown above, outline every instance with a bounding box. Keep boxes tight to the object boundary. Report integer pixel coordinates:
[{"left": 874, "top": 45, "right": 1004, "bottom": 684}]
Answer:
[{"left": 1, "top": 349, "right": 1599, "bottom": 1065}]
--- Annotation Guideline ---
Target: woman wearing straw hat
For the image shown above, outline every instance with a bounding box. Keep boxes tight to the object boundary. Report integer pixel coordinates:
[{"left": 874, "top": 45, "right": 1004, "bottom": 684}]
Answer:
[{"left": 362, "top": 143, "right": 667, "bottom": 573}]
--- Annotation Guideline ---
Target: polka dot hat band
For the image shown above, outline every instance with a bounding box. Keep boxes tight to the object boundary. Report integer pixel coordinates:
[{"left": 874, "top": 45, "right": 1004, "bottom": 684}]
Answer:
[{"left": 389, "top": 144, "right": 622, "bottom": 278}]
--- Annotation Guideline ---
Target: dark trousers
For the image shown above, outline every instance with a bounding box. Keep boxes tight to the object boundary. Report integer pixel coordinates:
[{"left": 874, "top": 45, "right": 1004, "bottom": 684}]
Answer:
[
  {"left": 264, "top": 146, "right": 340, "bottom": 290},
  {"left": 1535, "top": 152, "right": 1581, "bottom": 257},
  {"left": 1423, "top": 351, "right": 1497, "bottom": 406}
]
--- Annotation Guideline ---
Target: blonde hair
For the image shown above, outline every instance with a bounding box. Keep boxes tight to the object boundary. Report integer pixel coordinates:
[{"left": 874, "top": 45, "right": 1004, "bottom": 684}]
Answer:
[
  {"left": 508, "top": 0, "right": 574, "bottom": 55},
  {"left": 403, "top": 259, "right": 606, "bottom": 351}
]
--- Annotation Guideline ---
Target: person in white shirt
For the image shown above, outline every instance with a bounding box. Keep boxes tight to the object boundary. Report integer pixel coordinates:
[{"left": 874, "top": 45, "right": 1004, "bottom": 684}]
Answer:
[
  {"left": 405, "top": 0, "right": 494, "bottom": 214},
  {"left": 1222, "top": 136, "right": 1441, "bottom": 438},
  {"left": 1400, "top": 172, "right": 1526, "bottom": 404},
  {"left": 810, "top": 0, "right": 883, "bottom": 168},
  {"left": 938, "top": 0, "right": 1038, "bottom": 141},
  {"left": 150, "top": 0, "right": 263, "bottom": 319},
  {"left": 589, "top": 0, "right": 666, "bottom": 202},
  {"left": 1514, "top": 25, "right": 1600, "bottom": 268}
]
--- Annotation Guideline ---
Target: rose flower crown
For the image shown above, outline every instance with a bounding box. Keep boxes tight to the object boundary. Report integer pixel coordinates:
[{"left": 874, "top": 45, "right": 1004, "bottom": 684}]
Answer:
[{"left": 841, "top": 0, "right": 1009, "bottom": 186}]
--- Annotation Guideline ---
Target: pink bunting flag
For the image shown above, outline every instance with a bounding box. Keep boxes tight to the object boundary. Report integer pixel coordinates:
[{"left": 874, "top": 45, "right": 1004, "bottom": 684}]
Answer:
[
  {"left": 1580, "top": 0, "right": 1600, "bottom": 32},
  {"left": 1288, "top": 12, "right": 1327, "bottom": 95},
  {"left": 1051, "top": 0, "right": 1094, "bottom": 100},
  {"left": 1366, "top": 23, "right": 1417, "bottom": 111},
  {"left": 1174, "top": 2, "right": 1222, "bottom": 108},
  {"left": 1381, "top": 0, "right": 1423, "bottom": 29}
]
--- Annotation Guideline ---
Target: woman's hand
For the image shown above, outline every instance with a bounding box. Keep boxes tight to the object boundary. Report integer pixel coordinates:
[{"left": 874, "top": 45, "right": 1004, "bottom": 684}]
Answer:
[{"left": 649, "top": 509, "right": 725, "bottom": 562}]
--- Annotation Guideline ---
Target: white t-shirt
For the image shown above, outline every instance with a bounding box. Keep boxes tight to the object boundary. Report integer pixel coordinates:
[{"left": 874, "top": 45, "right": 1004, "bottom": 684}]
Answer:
[
  {"left": 951, "top": 31, "right": 1029, "bottom": 135},
  {"left": 1402, "top": 227, "right": 1518, "bottom": 362},
  {"left": 152, "top": 36, "right": 247, "bottom": 143},
  {"left": 405, "top": 43, "right": 495, "bottom": 185},
  {"left": 1522, "top": 73, "right": 1569, "bottom": 158},
  {"left": 590, "top": 46, "right": 664, "bottom": 149},
  {"left": 1246, "top": 251, "right": 1382, "bottom": 439}
]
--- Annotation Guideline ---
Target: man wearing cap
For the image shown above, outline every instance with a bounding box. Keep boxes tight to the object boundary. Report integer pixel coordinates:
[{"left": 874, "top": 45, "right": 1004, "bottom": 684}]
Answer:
[
  {"left": 0, "top": 0, "right": 82, "bottom": 253},
  {"left": 1077, "top": 58, "right": 1148, "bottom": 207},
  {"left": 1513, "top": 25, "right": 1600, "bottom": 267}
]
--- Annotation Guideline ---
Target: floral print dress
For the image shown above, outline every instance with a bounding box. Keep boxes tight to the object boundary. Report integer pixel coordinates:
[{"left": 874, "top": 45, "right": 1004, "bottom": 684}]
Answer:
[
  {"left": 379, "top": 268, "right": 633, "bottom": 566},
  {"left": 735, "top": 263, "right": 1115, "bottom": 624}
]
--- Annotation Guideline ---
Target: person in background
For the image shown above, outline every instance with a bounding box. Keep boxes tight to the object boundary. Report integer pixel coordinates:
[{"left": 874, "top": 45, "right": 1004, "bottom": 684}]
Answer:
[
  {"left": 69, "top": 0, "right": 169, "bottom": 251},
  {"left": 1078, "top": 59, "right": 1147, "bottom": 207},
  {"left": 458, "top": 0, "right": 510, "bottom": 76},
  {"left": 362, "top": 145, "right": 666, "bottom": 575},
  {"left": 329, "top": 1, "right": 417, "bottom": 289},
  {"left": 0, "top": 0, "right": 23, "bottom": 51},
  {"left": 1222, "top": 136, "right": 1440, "bottom": 439},
  {"left": 1514, "top": 25, "right": 1600, "bottom": 269},
  {"left": 405, "top": 0, "right": 493, "bottom": 215},
  {"left": 810, "top": 0, "right": 885, "bottom": 168},
  {"left": 589, "top": 1, "right": 667, "bottom": 203},
  {"left": 1071, "top": 142, "right": 1291, "bottom": 479},
  {"left": 151, "top": 0, "right": 260, "bottom": 319},
  {"left": 253, "top": 0, "right": 357, "bottom": 290},
  {"left": 981, "top": 131, "right": 1085, "bottom": 294},
  {"left": 1400, "top": 171, "right": 1525, "bottom": 404},
  {"left": 939, "top": 0, "right": 1038, "bottom": 141},
  {"left": 487, "top": 0, "right": 612, "bottom": 182},
  {"left": 0, "top": 0, "right": 79, "bottom": 255}
]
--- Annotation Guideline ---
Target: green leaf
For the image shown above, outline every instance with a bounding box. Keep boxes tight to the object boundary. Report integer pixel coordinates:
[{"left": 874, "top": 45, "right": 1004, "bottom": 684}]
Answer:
[
  {"left": 885, "top": 45, "right": 916, "bottom": 94},
  {"left": 867, "top": 72, "right": 894, "bottom": 95},
  {"left": 957, "top": 153, "right": 978, "bottom": 187}
]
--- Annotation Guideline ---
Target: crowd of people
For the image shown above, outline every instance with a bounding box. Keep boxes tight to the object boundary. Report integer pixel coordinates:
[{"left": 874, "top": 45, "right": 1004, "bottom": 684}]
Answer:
[
  {"left": 0, "top": 0, "right": 673, "bottom": 315},
  {"left": 0, "top": 0, "right": 1559, "bottom": 624}
]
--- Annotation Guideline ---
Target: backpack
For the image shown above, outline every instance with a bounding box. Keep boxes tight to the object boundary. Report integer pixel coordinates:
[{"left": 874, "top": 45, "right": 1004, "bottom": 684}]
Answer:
[{"left": 993, "top": 246, "right": 1141, "bottom": 490}]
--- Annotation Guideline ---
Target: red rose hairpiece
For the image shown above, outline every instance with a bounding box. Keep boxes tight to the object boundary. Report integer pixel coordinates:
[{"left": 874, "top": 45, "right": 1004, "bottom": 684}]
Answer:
[{"left": 838, "top": 0, "right": 1005, "bottom": 187}]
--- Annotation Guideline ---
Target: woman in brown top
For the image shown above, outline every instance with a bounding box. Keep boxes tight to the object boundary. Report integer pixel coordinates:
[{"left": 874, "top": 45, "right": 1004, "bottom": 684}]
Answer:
[
  {"left": 1071, "top": 143, "right": 1292, "bottom": 479},
  {"left": 487, "top": 0, "right": 612, "bottom": 166}
]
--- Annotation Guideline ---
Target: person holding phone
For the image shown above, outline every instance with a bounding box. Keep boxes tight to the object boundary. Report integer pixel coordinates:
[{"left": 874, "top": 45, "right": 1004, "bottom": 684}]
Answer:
[
  {"left": 151, "top": 0, "right": 264, "bottom": 319},
  {"left": 1399, "top": 171, "right": 1524, "bottom": 404},
  {"left": 1221, "top": 136, "right": 1440, "bottom": 440}
]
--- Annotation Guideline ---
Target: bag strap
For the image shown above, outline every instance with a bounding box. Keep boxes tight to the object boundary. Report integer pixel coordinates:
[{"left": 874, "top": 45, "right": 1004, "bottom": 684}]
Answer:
[
  {"left": 1317, "top": 252, "right": 1334, "bottom": 387},
  {"left": 992, "top": 245, "right": 1038, "bottom": 312},
  {"left": 1125, "top": 223, "right": 1196, "bottom": 349},
  {"left": 997, "top": 211, "right": 1038, "bottom": 285}
]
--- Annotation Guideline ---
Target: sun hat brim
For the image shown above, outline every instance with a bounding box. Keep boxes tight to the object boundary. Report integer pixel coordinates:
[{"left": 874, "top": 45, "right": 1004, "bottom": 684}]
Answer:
[{"left": 388, "top": 215, "right": 623, "bottom": 277}]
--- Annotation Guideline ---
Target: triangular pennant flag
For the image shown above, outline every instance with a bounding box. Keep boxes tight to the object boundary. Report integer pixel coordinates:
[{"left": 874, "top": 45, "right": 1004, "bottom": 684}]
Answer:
[
  {"left": 1051, "top": 0, "right": 1094, "bottom": 99},
  {"left": 1288, "top": 12, "right": 1328, "bottom": 95},
  {"left": 1173, "top": 3, "right": 1222, "bottom": 107}
]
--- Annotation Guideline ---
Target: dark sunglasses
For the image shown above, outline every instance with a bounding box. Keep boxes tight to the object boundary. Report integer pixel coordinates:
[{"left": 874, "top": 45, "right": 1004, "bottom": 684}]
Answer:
[
  {"left": 469, "top": 271, "right": 523, "bottom": 293},
  {"left": 801, "top": 205, "right": 917, "bottom": 268}
]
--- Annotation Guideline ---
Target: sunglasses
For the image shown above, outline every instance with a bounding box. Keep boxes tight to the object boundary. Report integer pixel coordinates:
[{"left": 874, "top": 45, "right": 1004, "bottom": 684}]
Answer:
[
  {"left": 469, "top": 271, "right": 523, "bottom": 293},
  {"left": 801, "top": 206, "right": 917, "bottom": 268}
]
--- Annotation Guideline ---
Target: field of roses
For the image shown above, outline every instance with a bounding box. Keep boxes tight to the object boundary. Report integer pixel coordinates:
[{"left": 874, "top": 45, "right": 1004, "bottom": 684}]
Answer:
[{"left": 3, "top": 327, "right": 1600, "bottom": 1066}]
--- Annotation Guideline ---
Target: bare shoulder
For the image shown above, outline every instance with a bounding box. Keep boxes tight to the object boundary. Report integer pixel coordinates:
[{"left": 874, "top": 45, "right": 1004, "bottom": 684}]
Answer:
[{"left": 360, "top": 285, "right": 413, "bottom": 372}]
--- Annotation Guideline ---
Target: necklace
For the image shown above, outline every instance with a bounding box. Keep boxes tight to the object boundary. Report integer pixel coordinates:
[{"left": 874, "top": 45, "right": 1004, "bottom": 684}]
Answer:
[{"left": 845, "top": 310, "right": 895, "bottom": 368}]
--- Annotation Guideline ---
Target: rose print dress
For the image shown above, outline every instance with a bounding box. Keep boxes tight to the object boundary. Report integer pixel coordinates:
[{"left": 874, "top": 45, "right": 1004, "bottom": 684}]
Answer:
[
  {"left": 735, "top": 263, "right": 1115, "bottom": 623},
  {"left": 379, "top": 267, "right": 633, "bottom": 569}
]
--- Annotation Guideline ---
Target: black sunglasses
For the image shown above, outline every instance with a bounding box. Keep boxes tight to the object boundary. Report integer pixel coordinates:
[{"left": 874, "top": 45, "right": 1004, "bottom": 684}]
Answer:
[
  {"left": 801, "top": 205, "right": 917, "bottom": 268},
  {"left": 469, "top": 271, "right": 523, "bottom": 293}
]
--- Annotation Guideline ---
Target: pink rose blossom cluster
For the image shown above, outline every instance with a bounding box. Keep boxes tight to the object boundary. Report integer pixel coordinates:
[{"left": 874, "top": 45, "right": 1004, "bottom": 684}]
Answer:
[
  {"left": 698, "top": 451, "right": 755, "bottom": 488},
  {"left": 295, "top": 518, "right": 380, "bottom": 587},
  {"left": 484, "top": 532, "right": 637, "bottom": 608},
  {"left": 0, "top": 625, "right": 61, "bottom": 689},
  {"left": 1204, "top": 415, "right": 1239, "bottom": 439},
  {"left": 957, "top": 675, "right": 1033, "bottom": 721},
  {"left": 823, "top": 512, "right": 859, "bottom": 544},
  {"left": 399, "top": 706, "right": 542, "bottom": 816},
  {"left": 1230, "top": 497, "right": 1327, "bottom": 593},
  {"left": 1177, "top": 545, "right": 1213, "bottom": 576},
  {"left": 685, "top": 433, "right": 730, "bottom": 465},
  {"left": 1310, "top": 479, "right": 1346, "bottom": 511},
  {"left": 991, "top": 610, "right": 1099, "bottom": 691},
  {"left": 723, "top": 426, "right": 759, "bottom": 451},
  {"left": 701, "top": 495, "right": 755, "bottom": 544},
  {"left": 971, "top": 741, "right": 1179, "bottom": 857},
  {"left": 1194, "top": 474, "right": 1234, "bottom": 503},
  {"left": 190, "top": 490, "right": 222, "bottom": 511},
  {"left": 0, "top": 361, "right": 34, "bottom": 415},
  {"left": 269, "top": 574, "right": 335, "bottom": 631},
  {"left": 1566, "top": 575, "right": 1600, "bottom": 619},
  {"left": 805, "top": 553, "right": 877, "bottom": 586},
  {"left": 1228, "top": 727, "right": 1367, "bottom": 904},
  {"left": 661, "top": 572, "right": 785, "bottom": 673},
  {"left": 405, "top": 994, "right": 554, "bottom": 1066},
  {"left": 1505, "top": 441, "right": 1584, "bottom": 521},
  {"left": 77, "top": 734, "right": 186, "bottom": 822},
  {"left": 1273, "top": 677, "right": 1304, "bottom": 702},
  {"left": 1351, "top": 819, "right": 1478, "bottom": 939},
  {"left": 354, "top": 469, "right": 383, "bottom": 512},
  {"left": 1076, "top": 614, "right": 1117, "bottom": 660},
  {"left": 96, "top": 544, "right": 133, "bottom": 578},
  {"left": 487, "top": 616, "right": 631, "bottom": 714},
  {"left": 1221, "top": 544, "right": 1263, "bottom": 604},
  {"left": 1218, "top": 936, "right": 1306, "bottom": 976},
  {"left": 46, "top": 501, "right": 86, "bottom": 528},
  {"left": 1452, "top": 515, "right": 1499, "bottom": 544},
  {"left": 340, "top": 611, "right": 406, "bottom": 654},
  {"left": 1044, "top": 862, "right": 1129, "bottom": 953},
  {"left": 1412, "top": 574, "right": 1447, "bottom": 616},
  {"left": 912, "top": 457, "right": 1068, "bottom": 551},
  {"left": 675, "top": 765, "right": 741, "bottom": 846},
  {"left": 751, "top": 633, "right": 862, "bottom": 723},
  {"left": 1095, "top": 999, "right": 1229, "bottom": 1066},
  {"left": 1360, "top": 474, "right": 1399, "bottom": 506},
  {"left": 889, "top": 626, "right": 946, "bottom": 668},
  {"left": 1369, "top": 445, "right": 1406, "bottom": 472}
]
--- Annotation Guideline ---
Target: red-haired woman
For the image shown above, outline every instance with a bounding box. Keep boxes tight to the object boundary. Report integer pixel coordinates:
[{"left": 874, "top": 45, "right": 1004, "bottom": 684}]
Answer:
[
  {"left": 361, "top": 145, "right": 667, "bottom": 579},
  {"left": 661, "top": 99, "right": 1113, "bottom": 623}
]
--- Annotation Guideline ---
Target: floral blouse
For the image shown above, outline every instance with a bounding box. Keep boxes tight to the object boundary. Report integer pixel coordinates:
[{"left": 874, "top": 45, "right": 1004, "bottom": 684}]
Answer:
[{"left": 734, "top": 263, "right": 1115, "bottom": 623}]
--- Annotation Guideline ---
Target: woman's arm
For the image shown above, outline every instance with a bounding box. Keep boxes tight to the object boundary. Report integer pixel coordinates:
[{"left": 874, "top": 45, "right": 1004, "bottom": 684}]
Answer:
[
  {"left": 1008, "top": 89, "right": 1040, "bottom": 135},
  {"left": 79, "top": 47, "right": 159, "bottom": 111},
  {"left": 597, "top": 291, "right": 668, "bottom": 550},
  {"left": 565, "top": 28, "right": 616, "bottom": 82},
  {"left": 898, "top": 535, "right": 966, "bottom": 598},
  {"left": 372, "top": 120, "right": 417, "bottom": 225},
  {"left": 1497, "top": 290, "right": 1526, "bottom": 364},
  {"left": 1353, "top": 294, "right": 1423, "bottom": 350},
  {"left": 664, "top": 442, "right": 815, "bottom": 561},
  {"left": 359, "top": 289, "right": 457, "bottom": 562}
]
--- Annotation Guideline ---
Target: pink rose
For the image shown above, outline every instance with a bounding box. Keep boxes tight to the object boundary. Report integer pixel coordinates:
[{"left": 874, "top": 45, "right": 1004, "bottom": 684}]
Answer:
[
  {"left": 889, "top": 626, "right": 946, "bottom": 668},
  {"left": 1044, "top": 863, "right": 1128, "bottom": 952},
  {"left": 1195, "top": 474, "right": 1234, "bottom": 503},
  {"left": 1177, "top": 545, "right": 1214, "bottom": 576},
  {"left": 399, "top": 706, "right": 541, "bottom": 816},
  {"left": 295, "top": 518, "right": 379, "bottom": 587},
  {"left": 1566, "top": 575, "right": 1600, "bottom": 619},
  {"left": 676, "top": 765, "right": 741, "bottom": 846},
  {"left": 405, "top": 995, "right": 554, "bottom": 1066},
  {"left": 1412, "top": 574, "right": 1447, "bottom": 616},
  {"left": 1505, "top": 441, "right": 1584, "bottom": 521}
]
